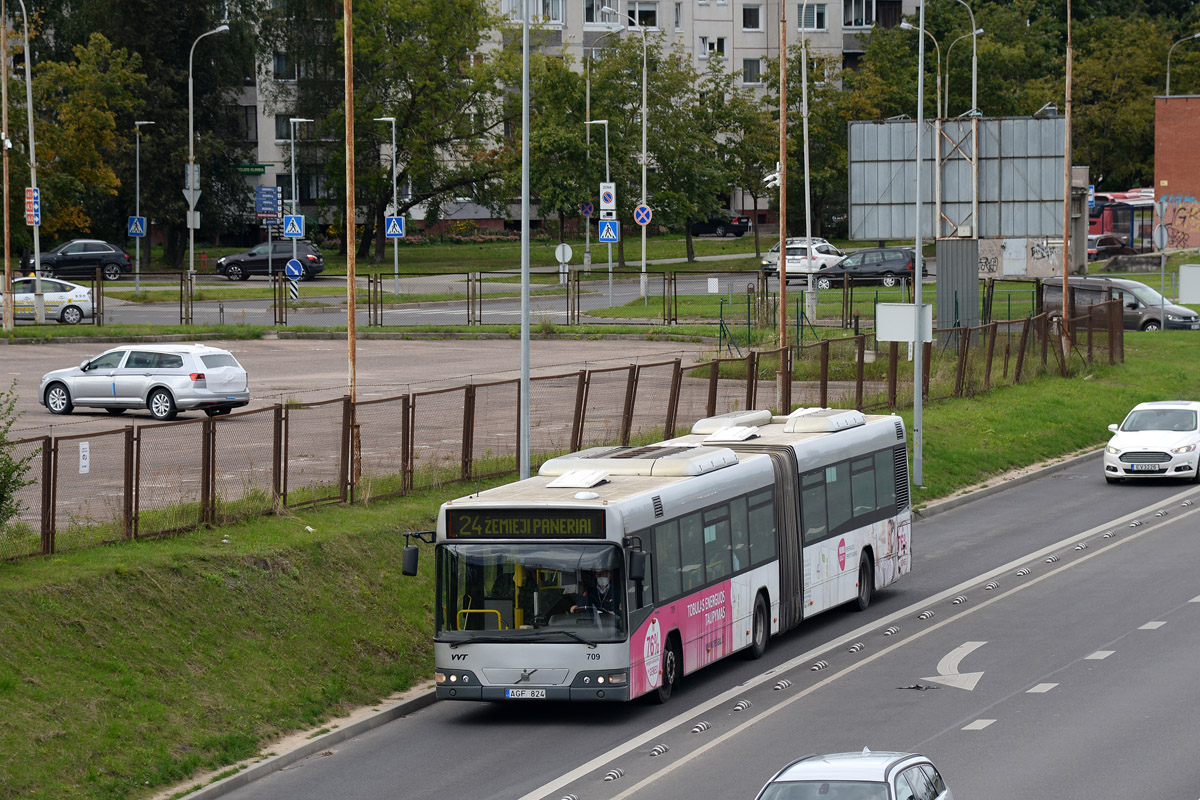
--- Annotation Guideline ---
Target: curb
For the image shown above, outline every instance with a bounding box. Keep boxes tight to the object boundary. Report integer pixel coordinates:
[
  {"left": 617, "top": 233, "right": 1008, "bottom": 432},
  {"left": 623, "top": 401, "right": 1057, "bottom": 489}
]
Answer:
[
  {"left": 914, "top": 449, "right": 1103, "bottom": 520},
  {"left": 178, "top": 685, "right": 438, "bottom": 800}
]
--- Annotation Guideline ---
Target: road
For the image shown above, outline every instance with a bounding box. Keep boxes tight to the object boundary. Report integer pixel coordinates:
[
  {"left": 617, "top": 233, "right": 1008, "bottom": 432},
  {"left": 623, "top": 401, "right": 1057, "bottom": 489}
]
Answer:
[{"left": 201, "top": 459, "right": 1200, "bottom": 800}]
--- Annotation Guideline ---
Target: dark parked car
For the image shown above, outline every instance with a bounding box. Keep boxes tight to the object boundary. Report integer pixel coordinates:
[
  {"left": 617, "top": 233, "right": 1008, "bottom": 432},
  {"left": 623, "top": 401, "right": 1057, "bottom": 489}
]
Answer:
[
  {"left": 22, "top": 239, "right": 132, "bottom": 282},
  {"left": 690, "top": 214, "right": 751, "bottom": 237},
  {"left": 812, "top": 247, "right": 915, "bottom": 289},
  {"left": 1086, "top": 234, "right": 1136, "bottom": 261},
  {"left": 215, "top": 240, "right": 325, "bottom": 280}
]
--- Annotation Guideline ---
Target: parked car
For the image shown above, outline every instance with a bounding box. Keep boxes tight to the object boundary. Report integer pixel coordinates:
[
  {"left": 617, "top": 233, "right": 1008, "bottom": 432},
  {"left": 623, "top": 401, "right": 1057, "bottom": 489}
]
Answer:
[
  {"left": 1042, "top": 275, "right": 1200, "bottom": 331},
  {"left": 690, "top": 214, "right": 751, "bottom": 237},
  {"left": 760, "top": 236, "right": 831, "bottom": 270},
  {"left": 22, "top": 239, "right": 132, "bottom": 281},
  {"left": 1104, "top": 400, "right": 1200, "bottom": 484},
  {"left": 9, "top": 277, "right": 93, "bottom": 324},
  {"left": 754, "top": 749, "right": 953, "bottom": 800},
  {"left": 812, "top": 247, "right": 916, "bottom": 289},
  {"left": 215, "top": 240, "right": 325, "bottom": 281},
  {"left": 763, "top": 242, "right": 846, "bottom": 281},
  {"left": 39, "top": 344, "right": 250, "bottom": 420},
  {"left": 1086, "top": 234, "right": 1136, "bottom": 261}
]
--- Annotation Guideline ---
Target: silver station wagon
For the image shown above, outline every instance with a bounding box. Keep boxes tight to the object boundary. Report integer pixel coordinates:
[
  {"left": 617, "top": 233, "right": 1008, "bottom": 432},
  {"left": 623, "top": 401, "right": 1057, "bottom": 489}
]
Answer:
[{"left": 39, "top": 344, "right": 250, "bottom": 420}]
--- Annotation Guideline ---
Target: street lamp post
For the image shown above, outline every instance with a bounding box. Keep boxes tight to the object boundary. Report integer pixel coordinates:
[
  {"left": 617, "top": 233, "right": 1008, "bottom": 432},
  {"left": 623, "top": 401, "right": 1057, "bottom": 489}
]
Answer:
[
  {"left": 15, "top": 0, "right": 43, "bottom": 323},
  {"left": 187, "top": 23, "right": 230, "bottom": 290},
  {"left": 800, "top": 1, "right": 816, "bottom": 323},
  {"left": 913, "top": 3, "right": 929, "bottom": 487},
  {"left": 586, "top": 14, "right": 622, "bottom": 294},
  {"left": 954, "top": 0, "right": 979, "bottom": 115},
  {"left": 944, "top": 28, "right": 983, "bottom": 117},
  {"left": 134, "top": 121, "right": 155, "bottom": 293},
  {"left": 288, "top": 117, "right": 313, "bottom": 272},
  {"left": 900, "top": 22, "right": 942, "bottom": 119},
  {"left": 1167, "top": 32, "right": 1200, "bottom": 96},
  {"left": 373, "top": 117, "right": 399, "bottom": 294},
  {"left": 638, "top": 18, "right": 648, "bottom": 302},
  {"left": 584, "top": 119, "right": 612, "bottom": 305}
]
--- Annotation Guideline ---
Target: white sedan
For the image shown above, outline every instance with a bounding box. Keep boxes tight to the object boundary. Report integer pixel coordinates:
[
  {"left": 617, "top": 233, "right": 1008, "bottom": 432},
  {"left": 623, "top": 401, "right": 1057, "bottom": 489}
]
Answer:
[
  {"left": 9, "top": 277, "right": 94, "bottom": 324},
  {"left": 1104, "top": 400, "right": 1200, "bottom": 483}
]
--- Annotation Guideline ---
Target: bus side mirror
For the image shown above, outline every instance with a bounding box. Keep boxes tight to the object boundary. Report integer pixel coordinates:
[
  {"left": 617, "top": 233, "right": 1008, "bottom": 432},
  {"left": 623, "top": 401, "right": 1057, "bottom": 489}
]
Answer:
[
  {"left": 628, "top": 550, "right": 647, "bottom": 583},
  {"left": 402, "top": 545, "right": 420, "bottom": 576}
]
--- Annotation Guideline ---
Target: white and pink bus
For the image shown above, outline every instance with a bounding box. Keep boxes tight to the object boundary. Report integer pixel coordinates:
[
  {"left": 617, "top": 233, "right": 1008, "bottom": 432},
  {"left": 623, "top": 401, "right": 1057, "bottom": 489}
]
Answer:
[{"left": 404, "top": 407, "right": 911, "bottom": 703}]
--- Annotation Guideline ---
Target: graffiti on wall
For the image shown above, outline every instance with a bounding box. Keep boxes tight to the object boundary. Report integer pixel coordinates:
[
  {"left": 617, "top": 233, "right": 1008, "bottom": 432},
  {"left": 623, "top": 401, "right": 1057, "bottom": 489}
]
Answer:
[{"left": 1160, "top": 197, "right": 1200, "bottom": 249}]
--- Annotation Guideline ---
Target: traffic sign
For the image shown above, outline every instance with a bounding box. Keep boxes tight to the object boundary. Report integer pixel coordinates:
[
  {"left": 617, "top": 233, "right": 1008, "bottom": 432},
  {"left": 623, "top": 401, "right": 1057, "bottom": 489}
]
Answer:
[
  {"left": 600, "top": 182, "right": 616, "bottom": 211},
  {"left": 285, "top": 259, "right": 304, "bottom": 280},
  {"left": 184, "top": 164, "right": 200, "bottom": 190},
  {"left": 598, "top": 220, "right": 620, "bottom": 243},
  {"left": 283, "top": 215, "right": 304, "bottom": 238},
  {"left": 25, "top": 187, "right": 40, "bottom": 226},
  {"left": 555, "top": 242, "right": 573, "bottom": 263},
  {"left": 385, "top": 216, "right": 406, "bottom": 238},
  {"left": 581, "top": 201, "right": 594, "bottom": 217},
  {"left": 1087, "top": 184, "right": 1095, "bottom": 209},
  {"left": 1153, "top": 224, "right": 1168, "bottom": 251},
  {"left": 634, "top": 204, "right": 652, "bottom": 226},
  {"left": 128, "top": 216, "right": 146, "bottom": 237}
]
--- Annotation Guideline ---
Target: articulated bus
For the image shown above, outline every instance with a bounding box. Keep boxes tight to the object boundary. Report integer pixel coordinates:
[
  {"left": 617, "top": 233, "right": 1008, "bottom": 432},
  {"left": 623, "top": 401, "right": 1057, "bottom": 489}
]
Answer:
[{"left": 402, "top": 407, "right": 912, "bottom": 703}]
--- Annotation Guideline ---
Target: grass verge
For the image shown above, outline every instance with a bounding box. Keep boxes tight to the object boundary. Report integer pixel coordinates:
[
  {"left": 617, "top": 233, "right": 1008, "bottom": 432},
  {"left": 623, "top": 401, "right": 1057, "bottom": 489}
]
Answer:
[{"left": 0, "top": 332, "right": 1194, "bottom": 799}]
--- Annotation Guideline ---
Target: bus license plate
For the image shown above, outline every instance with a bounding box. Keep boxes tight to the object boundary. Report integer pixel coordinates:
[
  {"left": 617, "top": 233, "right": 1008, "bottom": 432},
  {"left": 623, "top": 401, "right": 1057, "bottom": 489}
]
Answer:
[
  {"left": 506, "top": 689, "right": 546, "bottom": 699},
  {"left": 1131, "top": 464, "right": 1162, "bottom": 472}
]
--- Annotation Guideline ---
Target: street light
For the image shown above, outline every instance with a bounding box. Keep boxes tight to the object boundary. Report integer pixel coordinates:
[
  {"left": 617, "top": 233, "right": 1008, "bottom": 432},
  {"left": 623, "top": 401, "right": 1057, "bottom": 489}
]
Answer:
[
  {"left": 15, "top": 0, "right": 43, "bottom": 323},
  {"left": 945, "top": 28, "right": 983, "bottom": 117},
  {"left": 134, "top": 121, "right": 155, "bottom": 293},
  {"left": 288, "top": 117, "right": 312, "bottom": 273},
  {"left": 585, "top": 12, "right": 622, "bottom": 291},
  {"left": 584, "top": 119, "right": 613, "bottom": 305},
  {"left": 912, "top": 4, "right": 929, "bottom": 487},
  {"left": 187, "top": 23, "right": 230, "bottom": 287},
  {"left": 1167, "top": 31, "right": 1200, "bottom": 96},
  {"left": 900, "top": 22, "right": 942, "bottom": 119},
  {"left": 953, "top": 0, "right": 979, "bottom": 116},
  {"left": 800, "top": 1, "right": 817, "bottom": 323},
  {"left": 373, "top": 117, "right": 399, "bottom": 295}
]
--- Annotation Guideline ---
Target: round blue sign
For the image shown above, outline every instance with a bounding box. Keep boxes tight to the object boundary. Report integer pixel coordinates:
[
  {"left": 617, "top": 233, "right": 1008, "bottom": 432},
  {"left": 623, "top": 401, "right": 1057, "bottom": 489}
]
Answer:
[
  {"left": 581, "top": 202, "right": 594, "bottom": 217},
  {"left": 285, "top": 259, "right": 303, "bottom": 280}
]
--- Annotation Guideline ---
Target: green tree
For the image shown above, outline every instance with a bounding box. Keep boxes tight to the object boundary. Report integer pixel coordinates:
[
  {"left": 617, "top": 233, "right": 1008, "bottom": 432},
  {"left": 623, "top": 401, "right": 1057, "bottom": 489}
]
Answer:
[
  {"left": 0, "top": 381, "right": 33, "bottom": 531},
  {"left": 527, "top": 53, "right": 588, "bottom": 243}
]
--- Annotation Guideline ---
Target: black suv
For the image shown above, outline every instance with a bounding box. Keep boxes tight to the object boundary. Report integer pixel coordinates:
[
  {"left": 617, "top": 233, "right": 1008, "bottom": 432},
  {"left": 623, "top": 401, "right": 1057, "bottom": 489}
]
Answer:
[
  {"left": 215, "top": 240, "right": 325, "bottom": 280},
  {"left": 812, "top": 247, "right": 915, "bottom": 289},
  {"left": 690, "top": 214, "right": 751, "bottom": 237},
  {"left": 24, "top": 239, "right": 132, "bottom": 281}
]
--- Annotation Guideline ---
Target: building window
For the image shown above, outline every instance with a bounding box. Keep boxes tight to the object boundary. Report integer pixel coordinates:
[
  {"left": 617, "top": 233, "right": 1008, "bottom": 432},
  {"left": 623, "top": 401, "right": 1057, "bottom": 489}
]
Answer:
[
  {"left": 743, "top": 58, "right": 762, "bottom": 84},
  {"left": 742, "top": 4, "right": 762, "bottom": 30},
  {"left": 274, "top": 114, "right": 290, "bottom": 140},
  {"left": 586, "top": 0, "right": 618, "bottom": 24},
  {"left": 674, "top": 1, "right": 682, "bottom": 30},
  {"left": 627, "top": 1, "right": 658, "bottom": 28},
  {"left": 236, "top": 105, "right": 257, "bottom": 142},
  {"left": 799, "top": 3, "right": 827, "bottom": 31},
  {"left": 504, "top": 0, "right": 563, "bottom": 24},
  {"left": 844, "top": 0, "right": 874, "bottom": 28},
  {"left": 273, "top": 52, "right": 296, "bottom": 81}
]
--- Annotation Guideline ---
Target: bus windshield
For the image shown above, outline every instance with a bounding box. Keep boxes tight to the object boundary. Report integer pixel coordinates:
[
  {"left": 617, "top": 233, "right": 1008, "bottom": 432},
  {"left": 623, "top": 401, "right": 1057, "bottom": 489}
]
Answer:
[{"left": 436, "top": 543, "right": 625, "bottom": 642}]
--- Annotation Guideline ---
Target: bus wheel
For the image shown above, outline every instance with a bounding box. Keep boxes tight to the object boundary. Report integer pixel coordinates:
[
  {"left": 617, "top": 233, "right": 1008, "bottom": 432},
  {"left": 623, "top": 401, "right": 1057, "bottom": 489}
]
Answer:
[
  {"left": 654, "top": 638, "right": 680, "bottom": 704},
  {"left": 855, "top": 554, "right": 874, "bottom": 611},
  {"left": 747, "top": 595, "right": 769, "bottom": 659}
]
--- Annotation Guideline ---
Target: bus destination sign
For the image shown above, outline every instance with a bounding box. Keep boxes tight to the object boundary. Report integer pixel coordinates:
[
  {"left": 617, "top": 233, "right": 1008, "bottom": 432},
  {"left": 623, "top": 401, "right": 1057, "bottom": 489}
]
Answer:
[{"left": 447, "top": 509, "right": 605, "bottom": 539}]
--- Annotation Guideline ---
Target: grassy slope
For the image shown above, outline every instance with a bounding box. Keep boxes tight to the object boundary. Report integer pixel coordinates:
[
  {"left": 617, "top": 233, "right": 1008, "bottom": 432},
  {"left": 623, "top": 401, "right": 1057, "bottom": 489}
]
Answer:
[{"left": 0, "top": 332, "right": 1196, "bottom": 799}]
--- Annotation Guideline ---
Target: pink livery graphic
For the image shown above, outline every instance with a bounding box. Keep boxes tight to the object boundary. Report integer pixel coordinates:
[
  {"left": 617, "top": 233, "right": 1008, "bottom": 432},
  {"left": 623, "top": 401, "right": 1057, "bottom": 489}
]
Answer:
[{"left": 628, "top": 581, "right": 734, "bottom": 698}]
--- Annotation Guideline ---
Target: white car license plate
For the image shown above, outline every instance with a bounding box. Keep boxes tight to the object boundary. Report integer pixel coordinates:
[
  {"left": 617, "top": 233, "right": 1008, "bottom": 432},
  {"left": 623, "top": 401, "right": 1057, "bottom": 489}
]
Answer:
[
  {"left": 1191, "top": 323, "right": 1199, "bottom": 330},
  {"left": 1131, "top": 463, "right": 1162, "bottom": 472},
  {"left": 506, "top": 688, "right": 546, "bottom": 699}
]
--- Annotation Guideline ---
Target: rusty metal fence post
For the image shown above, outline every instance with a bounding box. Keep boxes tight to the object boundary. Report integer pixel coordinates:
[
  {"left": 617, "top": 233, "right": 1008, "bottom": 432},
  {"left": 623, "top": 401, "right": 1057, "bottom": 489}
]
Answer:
[
  {"left": 666, "top": 359, "right": 682, "bottom": 438},
  {"left": 463, "top": 385, "right": 477, "bottom": 480},
  {"left": 40, "top": 437, "right": 53, "bottom": 554},
  {"left": 569, "top": 371, "right": 586, "bottom": 452},
  {"left": 1014, "top": 317, "right": 1031, "bottom": 383},
  {"left": 888, "top": 342, "right": 899, "bottom": 410},
  {"left": 744, "top": 351, "right": 757, "bottom": 412},
  {"left": 123, "top": 426, "right": 134, "bottom": 539},
  {"left": 706, "top": 361, "right": 719, "bottom": 417},
  {"left": 819, "top": 340, "right": 830, "bottom": 407},
  {"left": 855, "top": 335, "right": 865, "bottom": 409},
  {"left": 984, "top": 322, "right": 997, "bottom": 391},
  {"left": 272, "top": 404, "right": 283, "bottom": 509},
  {"left": 621, "top": 366, "right": 638, "bottom": 446},
  {"left": 341, "top": 396, "right": 354, "bottom": 503}
]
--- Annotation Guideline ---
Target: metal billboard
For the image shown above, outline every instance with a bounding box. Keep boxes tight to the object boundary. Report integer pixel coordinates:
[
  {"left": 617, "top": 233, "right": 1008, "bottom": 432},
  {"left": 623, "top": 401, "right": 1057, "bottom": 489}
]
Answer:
[{"left": 848, "top": 117, "right": 1066, "bottom": 241}]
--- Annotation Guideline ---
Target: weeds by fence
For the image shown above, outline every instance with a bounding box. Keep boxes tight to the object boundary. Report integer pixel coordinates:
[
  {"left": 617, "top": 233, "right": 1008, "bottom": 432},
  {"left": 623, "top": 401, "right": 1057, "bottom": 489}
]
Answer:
[{"left": 0, "top": 302, "right": 1121, "bottom": 561}]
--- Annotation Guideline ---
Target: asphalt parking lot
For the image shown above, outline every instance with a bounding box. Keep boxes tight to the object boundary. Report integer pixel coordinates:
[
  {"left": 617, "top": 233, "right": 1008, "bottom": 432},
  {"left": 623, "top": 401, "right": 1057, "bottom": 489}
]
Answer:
[{"left": 4, "top": 337, "right": 711, "bottom": 437}]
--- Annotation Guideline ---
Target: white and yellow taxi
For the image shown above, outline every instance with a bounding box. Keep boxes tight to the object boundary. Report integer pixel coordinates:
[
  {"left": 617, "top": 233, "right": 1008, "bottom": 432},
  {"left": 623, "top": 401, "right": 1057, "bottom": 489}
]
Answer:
[{"left": 9, "top": 277, "right": 94, "bottom": 324}]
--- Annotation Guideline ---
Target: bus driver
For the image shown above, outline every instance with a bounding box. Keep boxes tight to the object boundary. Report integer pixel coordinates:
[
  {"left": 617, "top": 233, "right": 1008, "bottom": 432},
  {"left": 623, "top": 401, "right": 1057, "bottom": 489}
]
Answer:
[{"left": 571, "top": 569, "right": 619, "bottom": 616}]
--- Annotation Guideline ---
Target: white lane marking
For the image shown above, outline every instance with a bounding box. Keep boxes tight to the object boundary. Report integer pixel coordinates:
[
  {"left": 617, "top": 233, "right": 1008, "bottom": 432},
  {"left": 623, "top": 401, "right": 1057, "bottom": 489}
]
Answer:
[
  {"left": 518, "top": 486, "right": 1200, "bottom": 800},
  {"left": 1190, "top": 595, "right": 1200, "bottom": 603},
  {"left": 1085, "top": 650, "right": 1115, "bottom": 660},
  {"left": 1139, "top": 621, "right": 1166, "bottom": 630},
  {"left": 1027, "top": 683, "right": 1058, "bottom": 693},
  {"left": 962, "top": 719, "right": 995, "bottom": 731},
  {"left": 924, "top": 641, "right": 987, "bottom": 691}
]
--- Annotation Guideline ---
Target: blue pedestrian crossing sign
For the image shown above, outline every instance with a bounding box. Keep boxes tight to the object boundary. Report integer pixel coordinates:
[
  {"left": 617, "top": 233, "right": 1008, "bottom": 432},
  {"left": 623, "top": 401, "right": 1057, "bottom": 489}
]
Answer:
[
  {"left": 128, "top": 216, "right": 147, "bottom": 238},
  {"left": 283, "top": 215, "right": 304, "bottom": 238},
  {"left": 598, "top": 219, "right": 620, "bottom": 243},
  {"left": 385, "top": 216, "right": 406, "bottom": 238}
]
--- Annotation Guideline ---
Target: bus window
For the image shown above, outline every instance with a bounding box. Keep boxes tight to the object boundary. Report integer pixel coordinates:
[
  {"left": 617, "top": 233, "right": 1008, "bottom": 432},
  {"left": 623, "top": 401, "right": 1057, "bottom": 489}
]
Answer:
[
  {"left": 801, "top": 471, "right": 827, "bottom": 544},
  {"left": 703, "top": 506, "right": 732, "bottom": 582},
  {"left": 826, "top": 463, "right": 852, "bottom": 533},
  {"left": 630, "top": 546, "right": 654, "bottom": 609},
  {"left": 679, "top": 512, "right": 706, "bottom": 592},
  {"left": 730, "top": 496, "right": 749, "bottom": 572},
  {"left": 851, "top": 457, "right": 875, "bottom": 516},
  {"left": 875, "top": 450, "right": 896, "bottom": 510},
  {"left": 654, "top": 520, "right": 682, "bottom": 600},
  {"left": 748, "top": 489, "right": 776, "bottom": 563}
]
